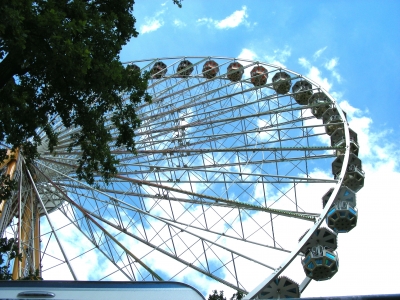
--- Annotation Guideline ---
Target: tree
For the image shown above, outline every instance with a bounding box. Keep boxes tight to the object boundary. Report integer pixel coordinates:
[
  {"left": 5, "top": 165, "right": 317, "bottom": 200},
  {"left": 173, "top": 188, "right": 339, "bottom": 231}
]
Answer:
[
  {"left": 0, "top": 0, "right": 182, "bottom": 186},
  {"left": 230, "top": 291, "right": 244, "bottom": 300},
  {"left": 208, "top": 290, "right": 227, "bottom": 300},
  {"left": 0, "top": 237, "right": 21, "bottom": 280},
  {"left": 208, "top": 290, "right": 244, "bottom": 300},
  {"left": 0, "top": 237, "right": 43, "bottom": 280}
]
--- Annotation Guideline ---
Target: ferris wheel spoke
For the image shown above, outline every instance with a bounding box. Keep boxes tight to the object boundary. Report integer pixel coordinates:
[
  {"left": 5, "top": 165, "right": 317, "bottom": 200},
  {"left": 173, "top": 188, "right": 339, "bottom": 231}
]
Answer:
[
  {"left": 55, "top": 181, "right": 319, "bottom": 224},
  {"left": 24, "top": 161, "right": 78, "bottom": 280},
  {"left": 35, "top": 158, "right": 332, "bottom": 228},
  {"left": 138, "top": 93, "right": 312, "bottom": 133},
  {"left": 126, "top": 154, "right": 334, "bottom": 172},
  {"left": 82, "top": 205, "right": 274, "bottom": 292},
  {"left": 146, "top": 70, "right": 239, "bottom": 107},
  {"left": 133, "top": 125, "right": 329, "bottom": 152},
  {"left": 117, "top": 162, "right": 336, "bottom": 184},
  {"left": 38, "top": 154, "right": 335, "bottom": 187},
  {"left": 48, "top": 113, "right": 331, "bottom": 155},
  {"left": 95, "top": 145, "right": 337, "bottom": 157},
  {"left": 32, "top": 163, "right": 164, "bottom": 281},
  {"left": 35, "top": 156, "right": 332, "bottom": 250},
  {"left": 113, "top": 175, "right": 316, "bottom": 221},
  {"left": 48, "top": 130, "right": 329, "bottom": 155},
  {"left": 135, "top": 108, "right": 316, "bottom": 139},
  {"left": 156, "top": 215, "right": 292, "bottom": 253},
  {"left": 34, "top": 162, "right": 296, "bottom": 285},
  {"left": 7, "top": 175, "right": 40, "bottom": 278},
  {"left": 138, "top": 195, "right": 303, "bottom": 252},
  {"left": 142, "top": 69, "right": 297, "bottom": 122},
  {"left": 38, "top": 160, "right": 318, "bottom": 223},
  {"left": 138, "top": 86, "right": 273, "bottom": 129},
  {"left": 122, "top": 139, "right": 334, "bottom": 165},
  {"left": 38, "top": 168, "right": 277, "bottom": 291}
]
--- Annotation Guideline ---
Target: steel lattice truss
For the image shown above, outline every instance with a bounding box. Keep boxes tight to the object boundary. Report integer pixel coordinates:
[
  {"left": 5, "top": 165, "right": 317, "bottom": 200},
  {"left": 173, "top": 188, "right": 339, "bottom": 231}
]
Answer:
[{"left": 1, "top": 57, "right": 353, "bottom": 298}]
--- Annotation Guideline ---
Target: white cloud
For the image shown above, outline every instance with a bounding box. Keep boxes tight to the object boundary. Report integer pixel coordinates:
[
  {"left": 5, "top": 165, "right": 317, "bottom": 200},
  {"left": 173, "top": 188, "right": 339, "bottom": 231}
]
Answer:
[
  {"left": 331, "top": 71, "right": 341, "bottom": 83},
  {"left": 298, "top": 57, "right": 311, "bottom": 69},
  {"left": 338, "top": 100, "right": 360, "bottom": 116},
  {"left": 264, "top": 46, "right": 291, "bottom": 68},
  {"left": 308, "top": 66, "right": 332, "bottom": 91},
  {"left": 173, "top": 19, "right": 186, "bottom": 28},
  {"left": 140, "top": 19, "right": 164, "bottom": 34},
  {"left": 215, "top": 6, "right": 248, "bottom": 29},
  {"left": 197, "top": 17, "right": 213, "bottom": 24},
  {"left": 325, "top": 58, "right": 338, "bottom": 70},
  {"left": 313, "top": 46, "right": 327, "bottom": 59},
  {"left": 324, "top": 58, "right": 341, "bottom": 83},
  {"left": 310, "top": 50, "right": 342, "bottom": 84},
  {"left": 237, "top": 46, "right": 291, "bottom": 70},
  {"left": 197, "top": 6, "right": 250, "bottom": 29},
  {"left": 238, "top": 48, "right": 258, "bottom": 61},
  {"left": 298, "top": 58, "right": 332, "bottom": 91},
  {"left": 140, "top": 9, "right": 166, "bottom": 34},
  {"left": 237, "top": 48, "right": 259, "bottom": 78}
]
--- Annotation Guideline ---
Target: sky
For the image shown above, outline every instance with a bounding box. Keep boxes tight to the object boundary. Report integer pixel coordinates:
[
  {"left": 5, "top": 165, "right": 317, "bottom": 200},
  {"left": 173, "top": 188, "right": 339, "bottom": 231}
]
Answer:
[
  {"left": 6, "top": 1, "right": 399, "bottom": 299},
  {"left": 117, "top": 1, "right": 400, "bottom": 298}
]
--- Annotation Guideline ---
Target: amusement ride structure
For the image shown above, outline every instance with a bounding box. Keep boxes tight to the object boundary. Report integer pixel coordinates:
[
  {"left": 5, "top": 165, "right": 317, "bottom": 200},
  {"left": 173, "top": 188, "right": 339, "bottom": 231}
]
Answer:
[{"left": 0, "top": 57, "right": 364, "bottom": 298}]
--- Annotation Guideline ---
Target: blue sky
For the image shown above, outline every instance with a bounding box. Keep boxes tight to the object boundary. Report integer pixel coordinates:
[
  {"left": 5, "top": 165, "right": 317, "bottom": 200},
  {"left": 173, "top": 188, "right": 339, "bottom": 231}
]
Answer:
[{"left": 117, "top": 1, "right": 400, "bottom": 297}]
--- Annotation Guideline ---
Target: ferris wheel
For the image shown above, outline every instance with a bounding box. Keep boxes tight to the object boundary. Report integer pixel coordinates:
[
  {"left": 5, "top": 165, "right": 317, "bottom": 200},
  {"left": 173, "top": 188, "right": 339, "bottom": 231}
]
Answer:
[{"left": 0, "top": 56, "right": 364, "bottom": 298}]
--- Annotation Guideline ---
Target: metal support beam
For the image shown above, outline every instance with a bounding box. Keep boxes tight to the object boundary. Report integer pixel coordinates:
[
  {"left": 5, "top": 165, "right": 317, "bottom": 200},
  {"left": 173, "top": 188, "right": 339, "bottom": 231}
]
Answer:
[
  {"left": 299, "top": 276, "right": 312, "bottom": 293},
  {"left": 25, "top": 164, "right": 78, "bottom": 281}
]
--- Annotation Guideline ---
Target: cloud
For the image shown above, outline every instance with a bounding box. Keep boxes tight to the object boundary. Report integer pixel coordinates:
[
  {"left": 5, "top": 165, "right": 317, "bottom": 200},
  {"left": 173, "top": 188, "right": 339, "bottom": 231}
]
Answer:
[
  {"left": 173, "top": 19, "right": 186, "bottom": 28},
  {"left": 140, "top": 9, "right": 166, "bottom": 34},
  {"left": 311, "top": 48, "right": 342, "bottom": 84},
  {"left": 298, "top": 57, "right": 311, "bottom": 69},
  {"left": 215, "top": 6, "right": 248, "bottom": 29},
  {"left": 197, "top": 6, "right": 250, "bottom": 29},
  {"left": 238, "top": 48, "right": 258, "bottom": 61},
  {"left": 140, "top": 19, "right": 164, "bottom": 34},
  {"left": 325, "top": 58, "right": 338, "bottom": 70},
  {"left": 324, "top": 58, "right": 341, "bottom": 83},
  {"left": 237, "top": 48, "right": 259, "bottom": 78},
  {"left": 298, "top": 57, "right": 332, "bottom": 91},
  {"left": 264, "top": 46, "right": 291, "bottom": 67},
  {"left": 313, "top": 46, "right": 327, "bottom": 59},
  {"left": 237, "top": 46, "right": 291, "bottom": 70},
  {"left": 308, "top": 66, "right": 332, "bottom": 91}
]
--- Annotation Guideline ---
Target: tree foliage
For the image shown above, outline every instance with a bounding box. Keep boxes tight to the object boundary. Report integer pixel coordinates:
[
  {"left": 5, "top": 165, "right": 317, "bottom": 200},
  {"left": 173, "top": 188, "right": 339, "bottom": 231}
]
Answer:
[
  {"left": 231, "top": 291, "right": 244, "bottom": 300},
  {"left": 208, "top": 290, "right": 227, "bottom": 300},
  {"left": 0, "top": 174, "right": 17, "bottom": 202},
  {"left": 0, "top": 0, "right": 181, "bottom": 185},
  {"left": 208, "top": 290, "right": 244, "bottom": 300},
  {"left": 0, "top": 237, "right": 21, "bottom": 280},
  {"left": 0, "top": 237, "right": 43, "bottom": 280}
]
